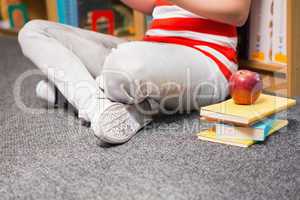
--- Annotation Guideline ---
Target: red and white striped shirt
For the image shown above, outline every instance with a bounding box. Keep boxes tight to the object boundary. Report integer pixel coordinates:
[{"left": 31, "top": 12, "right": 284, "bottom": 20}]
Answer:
[{"left": 144, "top": 0, "right": 238, "bottom": 80}]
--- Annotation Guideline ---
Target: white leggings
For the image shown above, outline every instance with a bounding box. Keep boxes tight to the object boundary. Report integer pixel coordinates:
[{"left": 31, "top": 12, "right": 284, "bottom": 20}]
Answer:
[{"left": 18, "top": 20, "right": 235, "bottom": 122}]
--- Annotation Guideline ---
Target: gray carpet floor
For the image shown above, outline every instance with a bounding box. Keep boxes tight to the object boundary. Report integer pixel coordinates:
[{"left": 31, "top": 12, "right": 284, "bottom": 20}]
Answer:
[{"left": 0, "top": 36, "right": 299, "bottom": 200}]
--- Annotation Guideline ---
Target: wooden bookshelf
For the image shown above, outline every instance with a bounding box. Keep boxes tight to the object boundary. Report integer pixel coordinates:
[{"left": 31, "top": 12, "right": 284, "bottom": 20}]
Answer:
[
  {"left": 287, "top": 0, "right": 300, "bottom": 97},
  {"left": 239, "top": 0, "right": 300, "bottom": 97},
  {"left": 239, "top": 60, "right": 287, "bottom": 74}
]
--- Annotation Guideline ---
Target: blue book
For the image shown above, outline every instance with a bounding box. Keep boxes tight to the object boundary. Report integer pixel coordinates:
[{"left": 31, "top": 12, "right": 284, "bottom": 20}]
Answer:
[
  {"left": 215, "top": 118, "right": 276, "bottom": 141},
  {"left": 57, "top": 0, "right": 78, "bottom": 27}
]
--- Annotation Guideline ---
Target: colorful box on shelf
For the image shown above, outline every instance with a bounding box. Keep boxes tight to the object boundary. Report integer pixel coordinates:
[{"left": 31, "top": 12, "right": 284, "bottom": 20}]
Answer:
[{"left": 8, "top": 3, "right": 29, "bottom": 29}]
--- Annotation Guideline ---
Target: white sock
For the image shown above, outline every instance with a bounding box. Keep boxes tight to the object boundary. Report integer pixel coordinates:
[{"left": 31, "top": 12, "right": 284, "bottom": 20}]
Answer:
[
  {"left": 36, "top": 80, "right": 57, "bottom": 105},
  {"left": 36, "top": 80, "right": 115, "bottom": 124}
]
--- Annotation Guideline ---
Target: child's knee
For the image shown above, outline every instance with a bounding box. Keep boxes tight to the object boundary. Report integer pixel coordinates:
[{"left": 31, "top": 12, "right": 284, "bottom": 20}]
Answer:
[
  {"left": 19, "top": 20, "right": 46, "bottom": 38},
  {"left": 18, "top": 20, "right": 47, "bottom": 51},
  {"left": 102, "top": 46, "right": 149, "bottom": 103}
]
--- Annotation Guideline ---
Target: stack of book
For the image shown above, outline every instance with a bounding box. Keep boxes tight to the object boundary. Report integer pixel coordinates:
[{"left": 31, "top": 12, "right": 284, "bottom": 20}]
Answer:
[{"left": 198, "top": 94, "right": 296, "bottom": 147}]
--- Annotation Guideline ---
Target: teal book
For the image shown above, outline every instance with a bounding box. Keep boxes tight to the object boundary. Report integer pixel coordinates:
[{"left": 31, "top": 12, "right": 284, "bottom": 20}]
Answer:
[
  {"left": 215, "top": 118, "right": 276, "bottom": 141},
  {"left": 198, "top": 120, "right": 288, "bottom": 148},
  {"left": 57, "top": 0, "right": 79, "bottom": 27}
]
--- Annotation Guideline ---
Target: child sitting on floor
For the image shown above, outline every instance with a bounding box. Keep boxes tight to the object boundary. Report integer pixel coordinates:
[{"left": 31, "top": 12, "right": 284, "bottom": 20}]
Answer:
[{"left": 18, "top": 0, "right": 251, "bottom": 144}]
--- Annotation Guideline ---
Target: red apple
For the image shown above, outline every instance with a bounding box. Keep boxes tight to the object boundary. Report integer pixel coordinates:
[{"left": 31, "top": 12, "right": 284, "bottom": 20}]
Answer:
[{"left": 229, "top": 70, "right": 263, "bottom": 105}]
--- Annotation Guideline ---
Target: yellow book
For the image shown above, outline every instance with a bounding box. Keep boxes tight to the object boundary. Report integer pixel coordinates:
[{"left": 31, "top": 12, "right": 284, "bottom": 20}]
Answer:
[
  {"left": 197, "top": 120, "right": 288, "bottom": 148},
  {"left": 46, "top": 0, "right": 59, "bottom": 21},
  {"left": 200, "top": 94, "right": 296, "bottom": 126}
]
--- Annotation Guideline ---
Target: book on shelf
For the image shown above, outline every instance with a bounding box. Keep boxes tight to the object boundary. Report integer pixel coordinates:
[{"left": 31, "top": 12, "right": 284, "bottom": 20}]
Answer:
[
  {"left": 77, "top": 0, "right": 111, "bottom": 30},
  {"left": 272, "top": 0, "right": 287, "bottom": 64},
  {"left": 248, "top": 0, "right": 273, "bottom": 63},
  {"left": 0, "top": 14, "right": 10, "bottom": 29},
  {"left": 0, "top": 0, "right": 9, "bottom": 21},
  {"left": 200, "top": 94, "right": 296, "bottom": 126},
  {"left": 197, "top": 119, "right": 289, "bottom": 148},
  {"left": 57, "top": 0, "right": 79, "bottom": 27},
  {"left": 246, "top": 0, "right": 288, "bottom": 66},
  {"left": 0, "top": 0, "right": 2, "bottom": 21},
  {"left": 0, "top": 0, "right": 11, "bottom": 29},
  {"left": 215, "top": 118, "right": 275, "bottom": 141},
  {"left": 112, "top": 3, "right": 135, "bottom": 36}
]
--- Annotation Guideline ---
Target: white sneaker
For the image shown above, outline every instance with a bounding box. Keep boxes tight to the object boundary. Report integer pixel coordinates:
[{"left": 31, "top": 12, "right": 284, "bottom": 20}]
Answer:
[{"left": 92, "top": 102, "right": 152, "bottom": 144}]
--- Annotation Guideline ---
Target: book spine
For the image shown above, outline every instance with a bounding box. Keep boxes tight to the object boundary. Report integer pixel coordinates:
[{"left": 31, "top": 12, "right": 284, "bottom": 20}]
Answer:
[
  {"left": 67, "top": 0, "right": 79, "bottom": 27},
  {"left": 46, "top": 0, "right": 58, "bottom": 21},
  {"left": 272, "top": 0, "right": 287, "bottom": 64},
  {"left": 248, "top": 0, "right": 273, "bottom": 63},
  {"left": 1, "top": 0, "right": 9, "bottom": 21},
  {"left": 57, "top": 0, "right": 65, "bottom": 24},
  {"left": 57, "top": 0, "right": 79, "bottom": 27}
]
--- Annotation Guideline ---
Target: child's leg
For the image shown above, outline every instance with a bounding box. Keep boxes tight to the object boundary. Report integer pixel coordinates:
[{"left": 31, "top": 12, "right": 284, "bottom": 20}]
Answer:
[
  {"left": 18, "top": 20, "right": 125, "bottom": 122},
  {"left": 19, "top": 20, "right": 152, "bottom": 144},
  {"left": 91, "top": 41, "right": 236, "bottom": 144},
  {"left": 102, "top": 41, "right": 237, "bottom": 113}
]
